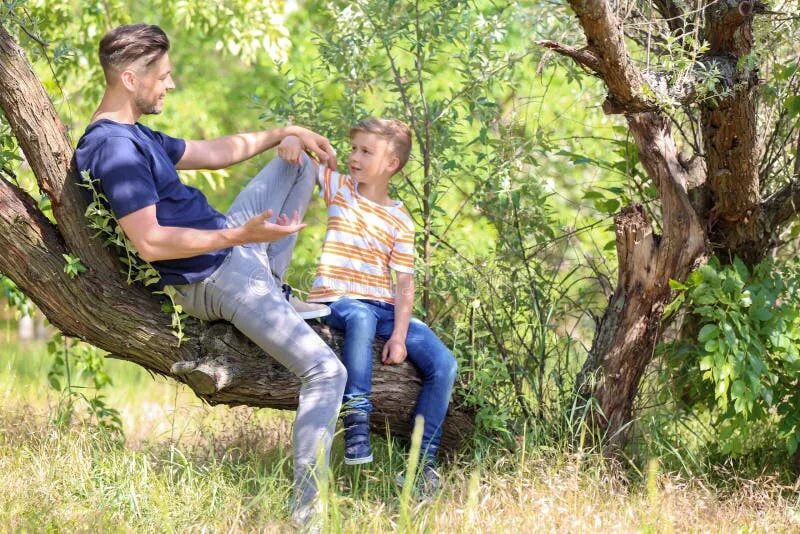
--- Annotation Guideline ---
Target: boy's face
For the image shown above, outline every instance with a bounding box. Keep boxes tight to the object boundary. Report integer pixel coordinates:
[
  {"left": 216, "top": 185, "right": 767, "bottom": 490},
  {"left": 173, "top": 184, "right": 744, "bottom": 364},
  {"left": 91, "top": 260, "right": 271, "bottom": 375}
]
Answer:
[{"left": 348, "top": 132, "right": 399, "bottom": 184}]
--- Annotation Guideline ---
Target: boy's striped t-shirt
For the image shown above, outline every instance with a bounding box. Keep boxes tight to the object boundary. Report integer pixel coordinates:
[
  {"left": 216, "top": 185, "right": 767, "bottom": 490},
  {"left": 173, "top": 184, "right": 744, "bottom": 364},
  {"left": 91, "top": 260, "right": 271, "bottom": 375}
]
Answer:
[{"left": 308, "top": 164, "right": 415, "bottom": 304}]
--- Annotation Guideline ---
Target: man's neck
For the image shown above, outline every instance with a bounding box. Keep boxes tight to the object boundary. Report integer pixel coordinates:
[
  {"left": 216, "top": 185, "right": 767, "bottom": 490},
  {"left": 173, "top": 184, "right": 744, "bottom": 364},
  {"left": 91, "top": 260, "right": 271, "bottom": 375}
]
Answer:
[{"left": 90, "top": 90, "right": 141, "bottom": 125}]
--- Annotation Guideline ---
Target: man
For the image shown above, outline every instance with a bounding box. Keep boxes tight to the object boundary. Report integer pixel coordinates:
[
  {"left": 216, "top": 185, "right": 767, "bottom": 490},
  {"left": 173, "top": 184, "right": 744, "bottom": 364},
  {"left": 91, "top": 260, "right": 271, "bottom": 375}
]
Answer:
[{"left": 73, "top": 24, "right": 345, "bottom": 527}]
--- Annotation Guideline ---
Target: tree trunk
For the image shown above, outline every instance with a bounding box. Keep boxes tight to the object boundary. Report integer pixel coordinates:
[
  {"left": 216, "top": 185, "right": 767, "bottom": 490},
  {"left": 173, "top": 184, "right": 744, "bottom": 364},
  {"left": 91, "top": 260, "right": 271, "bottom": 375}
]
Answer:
[
  {"left": 549, "top": 0, "right": 783, "bottom": 454},
  {"left": 549, "top": 2, "right": 708, "bottom": 453},
  {"left": 0, "top": 23, "right": 472, "bottom": 450},
  {"left": 576, "top": 113, "right": 706, "bottom": 451}
]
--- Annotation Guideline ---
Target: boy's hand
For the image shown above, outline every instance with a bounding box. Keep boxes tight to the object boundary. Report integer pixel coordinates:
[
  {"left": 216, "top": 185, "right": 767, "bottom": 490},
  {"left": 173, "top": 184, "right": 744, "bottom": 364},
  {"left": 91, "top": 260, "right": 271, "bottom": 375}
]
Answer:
[
  {"left": 277, "top": 135, "right": 303, "bottom": 165},
  {"left": 382, "top": 337, "right": 407, "bottom": 365}
]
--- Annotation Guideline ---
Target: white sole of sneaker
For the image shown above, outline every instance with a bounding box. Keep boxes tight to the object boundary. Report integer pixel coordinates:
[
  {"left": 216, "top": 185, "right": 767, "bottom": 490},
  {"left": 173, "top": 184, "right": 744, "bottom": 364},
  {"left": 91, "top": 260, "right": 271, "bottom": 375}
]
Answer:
[
  {"left": 344, "top": 454, "right": 373, "bottom": 465},
  {"left": 298, "top": 308, "right": 332, "bottom": 320}
]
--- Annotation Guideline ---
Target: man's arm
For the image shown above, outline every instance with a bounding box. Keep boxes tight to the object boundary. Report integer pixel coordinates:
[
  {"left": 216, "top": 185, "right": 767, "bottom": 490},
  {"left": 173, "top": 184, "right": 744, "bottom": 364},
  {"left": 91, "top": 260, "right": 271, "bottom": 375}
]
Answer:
[
  {"left": 177, "top": 126, "right": 337, "bottom": 171},
  {"left": 118, "top": 204, "right": 305, "bottom": 263},
  {"left": 383, "top": 272, "right": 414, "bottom": 365}
]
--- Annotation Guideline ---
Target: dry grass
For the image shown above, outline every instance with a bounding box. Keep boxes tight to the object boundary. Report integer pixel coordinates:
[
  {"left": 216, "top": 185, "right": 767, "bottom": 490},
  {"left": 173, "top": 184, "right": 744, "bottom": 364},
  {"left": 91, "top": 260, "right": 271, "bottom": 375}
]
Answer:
[
  {"left": 0, "top": 401, "right": 797, "bottom": 533},
  {"left": 0, "top": 339, "right": 798, "bottom": 532}
]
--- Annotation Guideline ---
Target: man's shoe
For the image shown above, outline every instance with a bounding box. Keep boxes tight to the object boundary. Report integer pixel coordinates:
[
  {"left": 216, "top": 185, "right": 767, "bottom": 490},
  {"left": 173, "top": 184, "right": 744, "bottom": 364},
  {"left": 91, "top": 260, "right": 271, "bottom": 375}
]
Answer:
[
  {"left": 343, "top": 411, "right": 373, "bottom": 465},
  {"left": 289, "top": 295, "right": 331, "bottom": 320},
  {"left": 282, "top": 283, "right": 330, "bottom": 319},
  {"left": 290, "top": 497, "right": 322, "bottom": 534}
]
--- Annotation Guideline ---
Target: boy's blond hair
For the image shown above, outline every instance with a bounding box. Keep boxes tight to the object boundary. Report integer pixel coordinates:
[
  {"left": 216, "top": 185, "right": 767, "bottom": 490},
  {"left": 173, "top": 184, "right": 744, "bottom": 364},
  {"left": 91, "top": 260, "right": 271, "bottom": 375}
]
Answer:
[{"left": 349, "top": 118, "right": 412, "bottom": 173}]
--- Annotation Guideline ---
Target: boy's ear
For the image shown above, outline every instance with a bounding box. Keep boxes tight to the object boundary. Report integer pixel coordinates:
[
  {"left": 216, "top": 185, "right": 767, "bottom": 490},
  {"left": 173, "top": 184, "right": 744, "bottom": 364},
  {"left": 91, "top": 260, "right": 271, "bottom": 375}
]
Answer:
[{"left": 388, "top": 155, "right": 401, "bottom": 174}]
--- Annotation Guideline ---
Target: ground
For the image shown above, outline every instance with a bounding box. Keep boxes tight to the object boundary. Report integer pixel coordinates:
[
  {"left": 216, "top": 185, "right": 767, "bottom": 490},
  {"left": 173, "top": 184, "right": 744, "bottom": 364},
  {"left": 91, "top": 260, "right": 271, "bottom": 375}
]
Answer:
[{"left": 0, "top": 325, "right": 796, "bottom": 532}]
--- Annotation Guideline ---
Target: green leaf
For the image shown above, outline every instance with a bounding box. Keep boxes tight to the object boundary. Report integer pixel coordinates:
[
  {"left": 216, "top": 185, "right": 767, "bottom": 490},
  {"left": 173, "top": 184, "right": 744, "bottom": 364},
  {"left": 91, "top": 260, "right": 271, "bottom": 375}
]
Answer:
[
  {"left": 698, "top": 324, "right": 719, "bottom": 343},
  {"left": 668, "top": 279, "right": 687, "bottom": 291},
  {"left": 786, "top": 95, "right": 800, "bottom": 118}
]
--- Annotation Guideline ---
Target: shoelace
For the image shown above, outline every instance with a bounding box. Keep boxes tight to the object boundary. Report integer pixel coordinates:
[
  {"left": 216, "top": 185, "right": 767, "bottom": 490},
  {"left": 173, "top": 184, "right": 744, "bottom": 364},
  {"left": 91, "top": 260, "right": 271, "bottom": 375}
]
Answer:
[{"left": 281, "top": 283, "right": 292, "bottom": 301}]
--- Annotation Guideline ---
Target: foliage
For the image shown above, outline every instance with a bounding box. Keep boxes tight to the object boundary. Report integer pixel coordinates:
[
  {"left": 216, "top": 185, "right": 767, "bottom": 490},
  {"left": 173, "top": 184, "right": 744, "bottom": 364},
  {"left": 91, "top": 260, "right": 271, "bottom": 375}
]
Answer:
[
  {"left": 81, "top": 171, "right": 188, "bottom": 344},
  {"left": 662, "top": 258, "right": 800, "bottom": 456},
  {"left": 259, "top": 0, "right": 589, "bottom": 441},
  {"left": 46, "top": 332, "right": 124, "bottom": 444}
]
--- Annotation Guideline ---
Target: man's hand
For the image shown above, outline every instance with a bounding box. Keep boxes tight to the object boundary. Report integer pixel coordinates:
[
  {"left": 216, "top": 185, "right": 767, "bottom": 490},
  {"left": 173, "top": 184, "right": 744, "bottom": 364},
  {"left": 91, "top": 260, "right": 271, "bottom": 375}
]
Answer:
[
  {"left": 239, "top": 209, "right": 306, "bottom": 244},
  {"left": 277, "top": 135, "right": 303, "bottom": 165},
  {"left": 382, "top": 337, "right": 408, "bottom": 365},
  {"left": 291, "top": 126, "right": 338, "bottom": 170}
]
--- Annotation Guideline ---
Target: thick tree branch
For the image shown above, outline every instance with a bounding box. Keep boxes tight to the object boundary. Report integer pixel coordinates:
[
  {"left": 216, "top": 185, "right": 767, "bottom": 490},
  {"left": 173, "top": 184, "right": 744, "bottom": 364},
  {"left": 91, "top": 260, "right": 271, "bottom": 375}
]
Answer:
[
  {"left": 565, "top": 0, "right": 651, "bottom": 113},
  {"left": 706, "top": 0, "right": 769, "bottom": 55},
  {"left": 0, "top": 22, "right": 117, "bottom": 274}
]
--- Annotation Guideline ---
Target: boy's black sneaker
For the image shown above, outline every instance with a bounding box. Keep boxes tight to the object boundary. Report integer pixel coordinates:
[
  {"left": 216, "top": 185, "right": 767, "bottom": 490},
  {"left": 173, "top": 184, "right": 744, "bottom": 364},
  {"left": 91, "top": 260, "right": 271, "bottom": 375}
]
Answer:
[{"left": 343, "top": 411, "right": 373, "bottom": 465}]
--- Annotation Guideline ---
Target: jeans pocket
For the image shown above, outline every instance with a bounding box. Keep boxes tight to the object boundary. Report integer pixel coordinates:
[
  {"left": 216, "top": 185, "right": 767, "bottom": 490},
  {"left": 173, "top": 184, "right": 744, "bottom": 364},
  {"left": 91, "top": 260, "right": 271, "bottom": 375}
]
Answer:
[{"left": 205, "top": 250, "right": 233, "bottom": 286}]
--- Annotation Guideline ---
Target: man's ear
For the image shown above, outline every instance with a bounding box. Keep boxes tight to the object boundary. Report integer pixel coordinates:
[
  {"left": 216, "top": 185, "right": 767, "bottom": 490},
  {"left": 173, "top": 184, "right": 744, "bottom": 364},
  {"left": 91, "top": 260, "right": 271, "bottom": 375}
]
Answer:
[{"left": 119, "top": 69, "right": 137, "bottom": 92}]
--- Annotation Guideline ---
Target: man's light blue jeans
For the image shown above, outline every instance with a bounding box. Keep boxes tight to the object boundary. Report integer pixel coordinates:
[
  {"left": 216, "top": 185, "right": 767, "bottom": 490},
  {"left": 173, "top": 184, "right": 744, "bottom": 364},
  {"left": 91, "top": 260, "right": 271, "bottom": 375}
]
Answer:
[
  {"left": 323, "top": 297, "right": 457, "bottom": 460},
  {"left": 169, "top": 155, "right": 346, "bottom": 522}
]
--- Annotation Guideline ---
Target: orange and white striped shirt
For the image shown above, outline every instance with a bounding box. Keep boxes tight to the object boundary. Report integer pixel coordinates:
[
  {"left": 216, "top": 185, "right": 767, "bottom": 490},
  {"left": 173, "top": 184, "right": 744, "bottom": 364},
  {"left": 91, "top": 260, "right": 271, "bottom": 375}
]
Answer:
[{"left": 308, "top": 164, "right": 415, "bottom": 304}]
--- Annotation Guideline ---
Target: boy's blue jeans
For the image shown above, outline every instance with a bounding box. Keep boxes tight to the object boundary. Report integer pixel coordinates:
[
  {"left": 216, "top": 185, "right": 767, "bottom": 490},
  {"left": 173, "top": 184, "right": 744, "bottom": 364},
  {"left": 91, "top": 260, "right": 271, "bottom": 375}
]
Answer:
[{"left": 324, "top": 297, "right": 457, "bottom": 459}]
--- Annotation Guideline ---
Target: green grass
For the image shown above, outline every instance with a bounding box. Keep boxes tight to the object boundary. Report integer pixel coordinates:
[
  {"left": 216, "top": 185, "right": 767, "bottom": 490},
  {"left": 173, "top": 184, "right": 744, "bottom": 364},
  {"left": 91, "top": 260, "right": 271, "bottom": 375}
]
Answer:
[{"left": 1, "top": 337, "right": 798, "bottom": 532}]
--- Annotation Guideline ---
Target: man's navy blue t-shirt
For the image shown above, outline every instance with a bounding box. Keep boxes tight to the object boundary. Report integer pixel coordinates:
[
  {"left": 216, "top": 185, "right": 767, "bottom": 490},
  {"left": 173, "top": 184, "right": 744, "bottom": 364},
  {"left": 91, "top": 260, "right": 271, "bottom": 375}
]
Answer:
[{"left": 74, "top": 120, "right": 231, "bottom": 288}]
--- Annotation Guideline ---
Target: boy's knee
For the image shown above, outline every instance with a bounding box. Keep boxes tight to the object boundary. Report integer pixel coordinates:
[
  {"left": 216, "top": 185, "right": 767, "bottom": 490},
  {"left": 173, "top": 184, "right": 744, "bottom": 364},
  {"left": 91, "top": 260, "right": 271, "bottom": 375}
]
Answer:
[
  {"left": 343, "top": 305, "right": 376, "bottom": 326},
  {"left": 435, "top": 354, "right": 458, "bottom": 385}
]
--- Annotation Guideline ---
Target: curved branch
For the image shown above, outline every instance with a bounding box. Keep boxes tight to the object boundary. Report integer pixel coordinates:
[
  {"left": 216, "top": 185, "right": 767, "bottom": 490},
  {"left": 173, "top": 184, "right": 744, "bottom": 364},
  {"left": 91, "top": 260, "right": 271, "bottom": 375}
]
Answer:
[
  {"left": 0, "top": 22, "right": 117, "bottom": 274},
  {"left": 564, "top": 0, "right": 650, "bottom": 113},
  {"left": 539, "top": 40, "right": 601, "bottom": 74}
]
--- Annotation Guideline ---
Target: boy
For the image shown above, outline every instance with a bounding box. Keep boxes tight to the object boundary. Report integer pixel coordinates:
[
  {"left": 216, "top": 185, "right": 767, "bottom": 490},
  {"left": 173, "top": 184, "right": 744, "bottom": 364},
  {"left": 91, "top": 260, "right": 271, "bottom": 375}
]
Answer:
[{"left": 277, "top": 118, "right": 458, "bottom": 491}]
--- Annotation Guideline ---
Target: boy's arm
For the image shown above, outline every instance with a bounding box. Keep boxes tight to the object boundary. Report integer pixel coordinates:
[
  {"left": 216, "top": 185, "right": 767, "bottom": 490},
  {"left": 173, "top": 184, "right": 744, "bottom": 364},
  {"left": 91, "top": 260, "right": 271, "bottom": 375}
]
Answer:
[{"left": 382, "top": 272, "right": 415, "bottom": 365}]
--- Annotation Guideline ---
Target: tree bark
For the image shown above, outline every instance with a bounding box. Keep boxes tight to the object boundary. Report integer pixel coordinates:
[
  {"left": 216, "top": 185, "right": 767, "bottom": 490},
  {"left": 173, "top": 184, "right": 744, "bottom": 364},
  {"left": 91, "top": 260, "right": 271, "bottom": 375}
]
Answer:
[
  {"left": 550, "top": 1, "right": 708, "bottom": 453},
  {"left": 0, "top": 24, "right": 472, "bottom": 450},
  {"left": 701, "top": 1, "right": 764, "bottom": 264}
]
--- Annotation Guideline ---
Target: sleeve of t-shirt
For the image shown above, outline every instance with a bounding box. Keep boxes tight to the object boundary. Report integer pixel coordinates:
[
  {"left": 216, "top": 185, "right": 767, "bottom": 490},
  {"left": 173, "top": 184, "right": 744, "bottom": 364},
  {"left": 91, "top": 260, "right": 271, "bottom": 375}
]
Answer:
[
  {"left": 389, "top": 215, "right": 416, "bottom": 274},
  {"left": 93, "top": 136, "right": 159, "bottom": 219},
  {"left": 148, "top": 129, "right": 187, "bottom": 164},
  {"left": 317, "top": 163, "right": 347, "bottom": 207}
]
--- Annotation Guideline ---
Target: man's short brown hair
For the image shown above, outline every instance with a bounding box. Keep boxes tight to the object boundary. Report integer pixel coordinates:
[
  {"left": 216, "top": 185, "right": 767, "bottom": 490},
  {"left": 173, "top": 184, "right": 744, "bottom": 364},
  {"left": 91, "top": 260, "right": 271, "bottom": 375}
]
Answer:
[
  {"left": 99, "top": 24, "right": 169, "bottom": 81},
  {"left": 349, "top": 118, "right": 413, "bottom": 172}
]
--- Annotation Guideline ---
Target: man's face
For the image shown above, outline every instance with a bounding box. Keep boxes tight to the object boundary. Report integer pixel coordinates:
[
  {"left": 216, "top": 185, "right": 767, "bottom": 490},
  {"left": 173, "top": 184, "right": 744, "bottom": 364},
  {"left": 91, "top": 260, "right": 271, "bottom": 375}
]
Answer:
[
  {"left": 348, "top": 132, "right": 398, "bottom": 184},
  {"left": 130, "top": 53, "right": 175, "bottom": 115}
]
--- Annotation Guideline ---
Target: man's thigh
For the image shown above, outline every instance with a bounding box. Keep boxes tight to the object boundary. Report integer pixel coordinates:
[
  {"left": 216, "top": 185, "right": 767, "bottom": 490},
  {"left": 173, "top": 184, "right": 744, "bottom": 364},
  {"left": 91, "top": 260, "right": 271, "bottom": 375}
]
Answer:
[{"left": 209, "top": 246, "right": 335, "bottom": 376}]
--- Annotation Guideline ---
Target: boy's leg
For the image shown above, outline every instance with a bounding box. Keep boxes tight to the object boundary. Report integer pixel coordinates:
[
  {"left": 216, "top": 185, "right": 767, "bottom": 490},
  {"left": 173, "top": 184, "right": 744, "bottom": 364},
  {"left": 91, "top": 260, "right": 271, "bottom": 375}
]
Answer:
[
  {"left": 377, "top": 317, "right": 457, "bottom": 462},
  {"left": 325, "top": 298, "right": 381, "bottom": 464},
  {"left": 168, "top": 245, "right": 346, "bottom": 522},
  {"left": 225, "top": 154, "right": 316, "bottom": 281},
  {"left": 326, "top": 298, "right": 379, "bottom": 414}
]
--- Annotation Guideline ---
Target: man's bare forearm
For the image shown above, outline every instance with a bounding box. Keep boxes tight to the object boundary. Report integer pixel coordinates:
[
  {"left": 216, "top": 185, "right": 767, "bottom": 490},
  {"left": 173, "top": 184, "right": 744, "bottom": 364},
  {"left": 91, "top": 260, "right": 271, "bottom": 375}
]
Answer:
[
  {"left": 136, "top": 225, "right": 246, "bottom": 262},
  {"left": 178, "top": 126, "right": 301, "bottom": 170}
]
